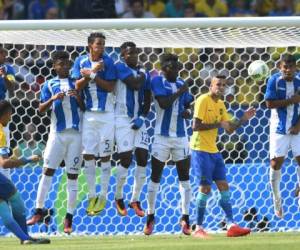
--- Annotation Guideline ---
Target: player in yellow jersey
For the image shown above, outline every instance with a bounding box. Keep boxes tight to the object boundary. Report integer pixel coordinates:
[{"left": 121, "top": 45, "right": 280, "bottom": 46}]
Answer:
[{"left": 190, "top": 75, "right": 255, "bottom": 238}]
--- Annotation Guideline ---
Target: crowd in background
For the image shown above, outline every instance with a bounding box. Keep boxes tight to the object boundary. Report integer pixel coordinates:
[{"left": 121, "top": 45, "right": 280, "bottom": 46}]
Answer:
[{"left": 0, "top": 0, "right": 300, "bottom": 20}]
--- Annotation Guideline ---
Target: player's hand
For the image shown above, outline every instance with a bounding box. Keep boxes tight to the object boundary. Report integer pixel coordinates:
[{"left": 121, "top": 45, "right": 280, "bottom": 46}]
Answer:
[
  {"left": 289, "top": 125, "right": 300, "bottom": 135},
  {"left": 67, "top": 89, "right": 79, "bottom": 97},
  {"left": 178, "top": 83, "right": 189, "bottom": 95},
  {"left": 0, "top": 66, "right": 6, "bottom": 77},
  {"left": 51, "top": 92, "right": 65, "bottom": 101},
  {"left": 220, "top": 121, "right": 231, "bottom": 131},
  {"left": 131, "top": 116, "right": 145, "bottom": 130},
  {"left": 181, "top": 109, "right": 192, "bottom": 119},
  {"left": 80, "top": 68, "right": 92, "bottom": 78},
  {"left": 290, "top": 94, "right": 300, "bottom": 104},
  {"left": 29, "top": 155, "right": 42, "bottom": 163},
  {"left": 92, "top": 60, "right": 104, "bottom": 72},
  {"left": 242, "top": 107, "right": 256, "bottom": 121}
]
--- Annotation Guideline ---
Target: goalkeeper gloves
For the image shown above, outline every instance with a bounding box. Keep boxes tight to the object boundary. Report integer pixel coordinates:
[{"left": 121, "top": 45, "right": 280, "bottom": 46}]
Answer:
[{"left": 131, "top": 116, "right": 145, "bottom": 130}]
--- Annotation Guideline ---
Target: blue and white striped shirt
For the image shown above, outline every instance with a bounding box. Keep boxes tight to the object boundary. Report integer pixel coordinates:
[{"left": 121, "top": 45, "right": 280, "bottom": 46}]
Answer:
[
  {"left": 0, "top": 64, "right": 15, "bottom": 100},
  {"left": 151, "top": 76, "right": 193, "bottom": 137},
  {"left": 265, "top": 72, "right": 300, "bottom": 134},
  {"left": 115, "top": 61, "right": 151, "bottom": 118},
  {"left": 71, "top": 54, "right": 116, "bottom": 112},
  {"left": 40, "top": 77, "right": 82, "bottom": 133}
]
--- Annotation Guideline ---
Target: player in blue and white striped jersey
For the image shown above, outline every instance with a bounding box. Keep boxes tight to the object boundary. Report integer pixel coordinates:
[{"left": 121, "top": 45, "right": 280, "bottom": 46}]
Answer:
[
  {"left": 265, "top": 54, "right": 300, "bottom": 218},
  {"left": 0, "top": 47, "right": 16, "bottom": 168},
  {"left": 27, "top": 51, "right": 84, "bottom": 234},
  {"left": 144, "top": 53, "right": 193, "bottom": 236},
  {"left": 71, "top": 32, "right": 117, "bottom": 216},
  {"left": 114, "top": 42, "right": 152, "bottom": 217}
]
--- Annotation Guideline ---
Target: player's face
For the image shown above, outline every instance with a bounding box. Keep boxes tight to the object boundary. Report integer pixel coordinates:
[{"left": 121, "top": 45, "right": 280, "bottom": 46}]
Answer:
[
  {"left": 89, "top": 37, "right": 105, "bottom": 56},
  {"left": 280, "top": 61, "right": 296, "bottom": 81},
  {"left": 1, "top": 109, "right": 12, "bottom": 127},
  {"left": 163, "top": 61, "right": 182, "bottom": 82},
  {"left": 123, "top": 47, "right": 138, "bottom": 67},
  {"left": 54, "top": 59, "right": 71, "bottom": 78},
  {"left": 210, "top": 77, "right": 226, "bottom": 96},
  {"left": 0, "top": 50, "right": 7, "bottom": 64}
]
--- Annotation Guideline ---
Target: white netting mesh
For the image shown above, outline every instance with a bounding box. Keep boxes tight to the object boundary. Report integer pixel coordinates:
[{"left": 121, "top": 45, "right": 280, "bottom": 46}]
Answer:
[{"left": 1, "top": 18, "right": 300, "bottom": 236}]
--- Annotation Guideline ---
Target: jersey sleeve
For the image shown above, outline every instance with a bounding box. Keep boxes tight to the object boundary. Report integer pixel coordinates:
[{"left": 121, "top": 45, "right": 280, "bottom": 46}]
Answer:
[
  {"left": 6, "top": 65, "right": 15, "bottom": 82},
  {"left": 151, "top": 76, "right": 167, "bottom": 97},
  {"left": 40, "top": 81, "right": 52, "bottom": 103},
  {"left": 221, "top": 102, "right": 231, "bottom": 122},
  {"left": 193, "top": 96, "right": 207, "bottom": 120},
  {"left": 103, "top": 57, "right": 117, "bottom": 81},
  {"left": 71, "top": 56, "right": 82, "bottom": 80},
  {"left": 115, "top": 63, "right": 133, "bottom": 81},
  {"left": 183, "top": 92, "right": 194, "bottom": 107},
  {"left": 264, "top": 75, "right": 278, "bottom": 100}
]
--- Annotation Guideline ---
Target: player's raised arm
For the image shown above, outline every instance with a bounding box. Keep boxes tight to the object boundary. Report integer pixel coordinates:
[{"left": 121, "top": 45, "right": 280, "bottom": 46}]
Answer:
[{"left": 0, "top": 155, "right": 41, "bottom": 169}]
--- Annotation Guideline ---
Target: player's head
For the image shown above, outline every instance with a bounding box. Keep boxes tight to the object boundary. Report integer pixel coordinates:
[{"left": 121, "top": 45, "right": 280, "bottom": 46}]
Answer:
[
  {"left": 279, "top": 53, "right": 297, "bottom": 81},
  {"left": 0, "top": 47, "right": 7, "bottom": 65},
  {"left": 120, "top": 41, "right": 138, "bottom": 67},
  {"left": 0, "top": 100, "right": 12, "bottom": 126},
  {"left": 88, "top": 32, "right": 106, "bottom": 56},
  {"left": 210, "top": 75, "right": 227, "bottom": 97},
  {"left": 129, "top": 0, "right": 144, "bottom": 18},
  {"left": 52, "top": 51, "right": 71, "bottom": 78},
  {"left": 160, "top": 53, "right": 182, "bottom": 82}
]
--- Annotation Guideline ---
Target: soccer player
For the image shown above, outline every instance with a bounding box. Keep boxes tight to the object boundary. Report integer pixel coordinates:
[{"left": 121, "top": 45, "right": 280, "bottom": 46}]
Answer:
[
  {"left": 72, "top": 32, "right": 117, "bottom": 216},
  {"left": 191, "top": 75, "right": 255, "bottom": 238},
  {"left": 0, "top": 100, "right": 50, "bottom": 244},
  {"left": 265, "top": 54, "right": 300, "bottom": 218},
  {"left": 144, "top": 53, "right": 193, "bottom": 235},
  {"left": 0, "top": 47, "right": 16, "bottom": 175},
  {"left": 26, "top": 51, "right": 84, "bottom": 234},
  {"left": 114, "top": 42, "right": 151, "bottom": 217}
]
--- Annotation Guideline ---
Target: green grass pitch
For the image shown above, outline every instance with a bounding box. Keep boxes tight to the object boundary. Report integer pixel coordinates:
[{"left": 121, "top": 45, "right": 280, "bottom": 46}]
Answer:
[{"left": 1, "top": 232, "right": 300, "bottom": 250}]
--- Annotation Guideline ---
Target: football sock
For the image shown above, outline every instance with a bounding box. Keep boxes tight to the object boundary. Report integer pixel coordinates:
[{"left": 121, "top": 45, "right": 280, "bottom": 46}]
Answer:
[
  {"left": 131, "top": 165, "right": 147, "bottom": 202},
  {"left": 8, "top": 192, "right": 28, "bottom": 236},
  {"left": 270, "top": 168, "right": 281, "bottom": 200},
  {"left": 100, "top": 161, "right": 111, "bottom": 199},
  {"left": 179, "top": 180, "right": 191, "bottom": 215},
  {"left": 0, "top": 200, "right": 30, "bottom": 241},
  {"left": 36, "top": 174, "right": 52, "bottom": 209},
  {"left": 84, "top": 159, "right": 96, "bottom": 199},
  {"left": 147, "top": 181, "right": 159, "bottom": 214},
  {"left": 196, "top": 192, "right": 208, "bottom": 226},
  {"left": 67, "top": 178, "right": 78, "bottom": 215},
  {"left": 297, "top": 167, "right": 300, "bottom": 190},
  {"left": 115, "top": 164, "right": 128, "bottom": 200},
  {"left": 219, "top": 191, "right": 233, "bottom": 224}
]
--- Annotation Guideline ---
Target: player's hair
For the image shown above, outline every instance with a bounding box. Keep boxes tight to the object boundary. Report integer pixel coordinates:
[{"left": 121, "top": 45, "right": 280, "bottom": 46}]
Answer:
[
  {"left": 0, "top": 47, "right": 7, "bottom": 54},
  {"left": 129, "top": 0, "right": 144, "bottom": 7},
  {"left": 280, "top": 53, "right": 296, "bottom": 64},
  {"left": 52, "top": 51, "right": 69, "bottom": 63},
  {"left": 0, "top": 100, "right": 12, "bottom": 117},
  {"left": 160, "top": 53, "right": 179, "bottom": 69},
  {"left": 214, "top": 74, "right": 226, "bottom": 80},
  {"left": 88, "top": 32, "right": 106, "bottom": 44},
  {"left": 120, "top": 41, "right": 136, "bottom": 56}
]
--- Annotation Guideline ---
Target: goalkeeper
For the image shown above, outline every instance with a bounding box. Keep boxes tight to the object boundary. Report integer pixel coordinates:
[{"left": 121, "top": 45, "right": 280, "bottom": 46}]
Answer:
[{"left": 0, "top": 100, "right": 50, "bottom": 244}]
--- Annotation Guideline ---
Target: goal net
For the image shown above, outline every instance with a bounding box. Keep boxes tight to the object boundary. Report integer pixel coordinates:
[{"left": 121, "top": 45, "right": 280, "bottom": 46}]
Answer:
[{"left": 0, "top": 17, "right": 300, "bottom": 235}]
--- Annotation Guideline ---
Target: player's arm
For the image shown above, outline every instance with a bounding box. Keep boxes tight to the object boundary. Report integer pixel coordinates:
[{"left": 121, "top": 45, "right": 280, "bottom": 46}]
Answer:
[
  {"left": 68, "top": 89, "right": 85, "bottom": 111},
  {"left": 0, "top": 66, "right": 15, "bottom": 95},
  {"left": 156, "top": 83, "right": 189, "bottom": 109},
  {"left": 0, "top": 154, "right": 41, "bottom": 169},
  {"left": 265, "top": 96, "right": 300, "bottom": 109},
  {"left": 181, "top": 92, "right": 194, "bottom": 119},
  {"left": 123, "top": 72, "right": 146, "bottom": 91},
  {"left": 39, "top": 92, "right": 64, "bottom": 113},
  {"left": 192, "top": 118, "right": 221, "bottom": 131}
]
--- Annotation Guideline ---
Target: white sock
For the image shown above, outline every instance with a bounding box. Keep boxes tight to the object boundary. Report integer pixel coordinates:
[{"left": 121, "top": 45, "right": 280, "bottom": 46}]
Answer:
[
  {"left": 270, "top": 168, "right": 281, "bottom": 200},
  {"left": 84, "top": 159, "right": 96, "bottom": 199},
  {"left": 100, "top": 161, "right": 111, "bottom": 199},
  {"left": 179, "top": 180, "right": 191, "bottom": 215},
  {"left": 131, "top": 166, "right": 147, "bottom": 202},
  {"left": 297, "top": 167, "right": 300, "bottom": 189},
  {"left": 67, "top": 178, "right": 78, "bottom": 215},
  {"left": 36, "top": 174, "right": 52, "bottom": 209},
  {"left": 147, "top": 181, "right": 159, "bottom": 215},
  {"left": 115, "top": 164, "right": 128, "bottom": 200}
]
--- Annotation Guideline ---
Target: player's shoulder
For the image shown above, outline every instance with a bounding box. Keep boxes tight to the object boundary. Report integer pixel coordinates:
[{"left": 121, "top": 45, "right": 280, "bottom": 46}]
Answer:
[
  {"left": 152, "top": 75, "right": 163, "bottom": 82},
  {"left": 268, "top": 72, "right": 282, "bottom": 83},
  {"left": 196, "top": 92, "right": 210, "bottom": 102},
  {"left": 114, "top": 60, "right": 127, "bottom": 69},
  {"left": 5, "top": 63, "right": 14, "bottom": 71},
  {"left": 102, "top": 53, "right": 114, "bottom": 64}
]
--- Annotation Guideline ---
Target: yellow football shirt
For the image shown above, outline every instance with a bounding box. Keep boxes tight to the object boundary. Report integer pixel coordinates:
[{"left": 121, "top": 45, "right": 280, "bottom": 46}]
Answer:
[
  {"left": 0, "top": 123, "right": 6, "bottom": 148},
  {"left": 190, "top": 93, "right": 230, "bottom": 153}
]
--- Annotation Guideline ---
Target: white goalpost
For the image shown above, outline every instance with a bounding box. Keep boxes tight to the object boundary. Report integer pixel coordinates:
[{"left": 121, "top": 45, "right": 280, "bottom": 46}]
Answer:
[{"left": 0, "top": 17, "right": 300, "bottom": 235}]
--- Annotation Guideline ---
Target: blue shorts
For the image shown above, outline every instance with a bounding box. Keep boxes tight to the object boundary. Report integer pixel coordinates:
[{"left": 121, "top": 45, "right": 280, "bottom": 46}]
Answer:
[
  {"left": 191, "top": 150, "right": 226, "bottom": 186},
  {"left": 0, "top": 172, "right": 16, "bottom": 201}
]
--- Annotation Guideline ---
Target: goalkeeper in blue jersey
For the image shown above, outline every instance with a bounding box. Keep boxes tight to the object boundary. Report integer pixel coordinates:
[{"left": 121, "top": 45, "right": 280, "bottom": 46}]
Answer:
[{"left": 0, "top": 100, "right": 50, "bottom": 244}]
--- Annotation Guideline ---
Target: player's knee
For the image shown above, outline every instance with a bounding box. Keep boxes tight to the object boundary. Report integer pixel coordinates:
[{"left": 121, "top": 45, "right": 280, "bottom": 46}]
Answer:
[
  {"left": 178, "top": 170, "right": 189, "bottom": 182},
  {"left": 83, "top": 154, "right": 94, "bottom": 161},
  {"left": 43, "top": 168, "right": 55, "bottom": 176},
  {"left": 200, "top": 185, "right": 211, "bottom": 194},
  {"left": 67, "top": 173, "right": 78, "bottom": 180},
  {"left": 100, "top": 155, "right": 111, "bottom": 163},
  {"left": 136, "top": 158, "right": 147, "bottom": 167},
  {"left": 119, "top": 153, "right": 132, "bottom": 168},
  {"left": 135, "top": 148, "right": 148, "bottom": 167}
]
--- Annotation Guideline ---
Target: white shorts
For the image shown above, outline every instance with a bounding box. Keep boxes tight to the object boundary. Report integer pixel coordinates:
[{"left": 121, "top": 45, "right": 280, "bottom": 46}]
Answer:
[
  {"left": 43, "top": 129, "right": 82, "bottom": 174},
  {"left": 151, "top": 135, "right": 190, "bottom": 162},
  {"left": 82, "top": 111, "right": 115, "bottom": 157},
  {"left": 115, "top": 116, "right": 150, "bottom": 153},
  {"left": 269, "top": 132, "right": 300, "bottom": 159}
]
